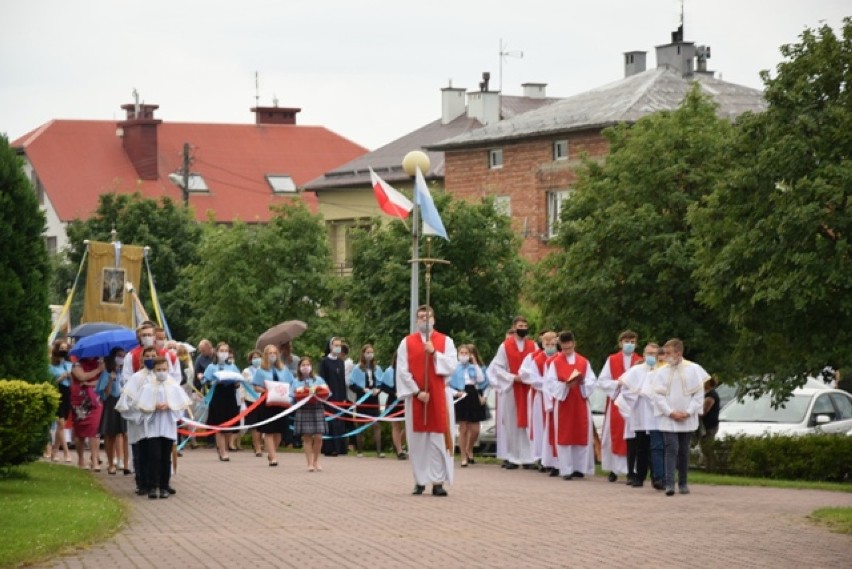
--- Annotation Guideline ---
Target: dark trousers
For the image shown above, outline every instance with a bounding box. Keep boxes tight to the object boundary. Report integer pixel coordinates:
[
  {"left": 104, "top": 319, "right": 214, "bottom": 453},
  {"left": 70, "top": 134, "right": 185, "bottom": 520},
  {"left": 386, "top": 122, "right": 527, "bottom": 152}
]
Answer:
[
  {"left": 662, "top": 431, "right": 692, "bottom": 488},
  {"left": 650, "top": 430, "right": 664, "bottom": 482},
  {"left": 144, "top": 437, "right": 173, "bottom": 491},
  {"left": 132, "top": 441, "right": 149, "bottom": 491},
  {"left": 322, "top": 418, "right": 348, "bottom": 455},
  {"left": 631, "top": 432, "right": 649, "bottom": 482}
]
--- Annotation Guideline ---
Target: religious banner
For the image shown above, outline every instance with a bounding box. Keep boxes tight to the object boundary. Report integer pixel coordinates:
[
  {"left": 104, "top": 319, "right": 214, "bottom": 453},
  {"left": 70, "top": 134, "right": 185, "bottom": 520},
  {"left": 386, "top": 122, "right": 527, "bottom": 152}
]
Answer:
[{"left": 80, "top": 240, "right": 144, "bottom": 327}]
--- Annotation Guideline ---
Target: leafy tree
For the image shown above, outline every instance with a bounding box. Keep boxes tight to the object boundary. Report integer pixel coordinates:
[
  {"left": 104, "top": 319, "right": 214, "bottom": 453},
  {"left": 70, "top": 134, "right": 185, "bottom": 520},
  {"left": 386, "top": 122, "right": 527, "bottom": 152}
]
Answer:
[
  {"left": 346, "top": 195, "right": 525, "bottom": 363},
  {"left": 185, "top": 202, "right": 338, "bottom": 363},
  {"left": 530, "top": 88, "right": 733, "bottom": 371},
  {"left": 63, "top": 192, "right": 202, "bottom": 340},
  {"left": 689, "top": 19, "right": 852, "bottom": 399},
  {"left": 0, "top": 135, "right": 51, "bottom": 381}
]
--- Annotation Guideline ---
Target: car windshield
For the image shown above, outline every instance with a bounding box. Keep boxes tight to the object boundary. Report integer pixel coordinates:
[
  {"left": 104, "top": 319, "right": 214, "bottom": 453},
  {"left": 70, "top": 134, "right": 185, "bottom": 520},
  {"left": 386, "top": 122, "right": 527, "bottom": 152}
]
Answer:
[{"left": 719, "top": 393, "right": 812, "bottom": 423}]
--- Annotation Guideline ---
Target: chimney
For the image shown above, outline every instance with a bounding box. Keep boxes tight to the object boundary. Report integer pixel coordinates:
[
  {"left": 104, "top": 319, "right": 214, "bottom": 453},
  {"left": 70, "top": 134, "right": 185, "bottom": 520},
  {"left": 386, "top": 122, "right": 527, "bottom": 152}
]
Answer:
[
  {"left": 251, "top": 105, "right": 301, "bottom": 125},
  {"left": 467, "top": 72, "right": 501, "bottom": 126},
  {"left": 441, "top": 85, "right": 466, "bottom": 125},
  {"left": 117, "top": 102, "right": 162, "bottom": 180},
  {"left": 521, "top": 83, "right": 547, "bottom": 99},
  {"left": 624, "top": 51, "right": 647, "bottom": 77},
  {"left": 655, "top": 25, "right": 696, "bottom": 77}
]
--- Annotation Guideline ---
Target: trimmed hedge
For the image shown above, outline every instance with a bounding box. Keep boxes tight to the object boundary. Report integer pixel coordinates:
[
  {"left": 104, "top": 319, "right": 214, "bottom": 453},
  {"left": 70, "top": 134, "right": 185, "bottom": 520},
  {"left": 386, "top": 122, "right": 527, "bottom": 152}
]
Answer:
[
  {"left": 712, "top": 434, "right": 852, "bottom": 482},
  {"left": 0, "top": 379, "right": 59, "bottom": 470}
]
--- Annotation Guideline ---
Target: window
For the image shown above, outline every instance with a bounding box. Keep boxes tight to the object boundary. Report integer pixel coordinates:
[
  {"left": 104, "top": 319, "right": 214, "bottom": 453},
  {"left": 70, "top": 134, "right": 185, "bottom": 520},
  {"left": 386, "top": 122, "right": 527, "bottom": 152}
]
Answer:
[
  {"left": 829, "top": 393, "right": 852, "bottom": 420},
  {"left": 44, "top": 236, "right": 57, "bottom": 256},
  {"left": 488, "top": 148, "right": 503, "bottom": 169},
  {"left": 169, "top": 172, "right": 209, "bottom": 192},
  {"left": 553, "top": 139, "right": 569, "bottom": 161},
  {"left": 546, "top": 189, "right": 573, "bottom": 238},
  {"left": 494, "top": 196, "right": 511, "bottom": 217},
  {"left": 266, "top": 174, "right": 297, "bottom": 194},
  {"left": 811, "top": 394, "right": 836, "bottom": 423}
]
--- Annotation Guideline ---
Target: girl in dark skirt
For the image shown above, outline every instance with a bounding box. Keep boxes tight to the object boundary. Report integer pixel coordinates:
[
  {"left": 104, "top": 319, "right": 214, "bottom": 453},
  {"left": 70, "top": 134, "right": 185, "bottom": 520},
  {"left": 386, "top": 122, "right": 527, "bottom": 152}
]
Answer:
[
  {"left": 48, "top": 340, "right": 73, "bottom": 462},
  {"left": 252, "top": 345, "right": 294, "bottom": 467},
  {"left": 202, "top": 342, "right": 241, "bottom": 462},
  {"left": 349, "top": 344, "right": 384, "bottom": 457},
  {"left": 292, "top": 356, "right": 329, "bottom": 472},
  {"left": 449, "top": 344, "right": 489, "bottom": 467},
  {"left": 97, "top": 347, "right": 127, "bottom": 474}
]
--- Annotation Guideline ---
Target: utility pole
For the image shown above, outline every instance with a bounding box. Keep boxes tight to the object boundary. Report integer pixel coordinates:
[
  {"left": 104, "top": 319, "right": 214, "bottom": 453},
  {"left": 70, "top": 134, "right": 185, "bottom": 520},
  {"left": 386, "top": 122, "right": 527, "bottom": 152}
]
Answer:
[{"left": 181, "top": 142, "right": 190, "bottom": 206}]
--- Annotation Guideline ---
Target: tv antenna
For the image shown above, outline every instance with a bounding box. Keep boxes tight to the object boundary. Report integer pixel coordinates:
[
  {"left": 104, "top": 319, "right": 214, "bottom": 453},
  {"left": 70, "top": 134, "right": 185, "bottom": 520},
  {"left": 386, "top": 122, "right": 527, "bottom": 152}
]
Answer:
[{"left": 498, "top": 38, "right": 524, "bottom": 93}]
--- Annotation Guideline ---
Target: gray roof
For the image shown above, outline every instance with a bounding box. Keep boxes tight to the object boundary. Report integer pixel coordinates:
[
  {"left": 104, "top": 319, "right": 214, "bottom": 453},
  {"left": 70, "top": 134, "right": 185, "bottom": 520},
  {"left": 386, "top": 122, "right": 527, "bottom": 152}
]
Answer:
[
  {"left": 304, "top": 95, "right": 559, "bottom": 191},
  {"left": 428, "top": 67, "right": 767, "bottom": 150}
]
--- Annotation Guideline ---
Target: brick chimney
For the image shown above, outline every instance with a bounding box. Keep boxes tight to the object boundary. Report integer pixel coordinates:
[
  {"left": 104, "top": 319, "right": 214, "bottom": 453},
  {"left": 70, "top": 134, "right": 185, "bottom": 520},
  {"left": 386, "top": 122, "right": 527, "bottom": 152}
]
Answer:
[
  {"left": 251, "top": 106, "right": 301, "bottom": 125},
  {"left": 117, "top": 102, "right": 161, "bottom": 180}
]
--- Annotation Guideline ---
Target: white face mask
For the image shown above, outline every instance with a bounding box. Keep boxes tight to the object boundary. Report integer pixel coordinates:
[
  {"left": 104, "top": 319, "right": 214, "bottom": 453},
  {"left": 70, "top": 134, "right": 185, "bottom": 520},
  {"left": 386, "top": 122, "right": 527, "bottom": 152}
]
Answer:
[
  {"left": 155, "top": 371, "right": 168, "bottom": 382},
  {"left": 217, "top": 351, "right": 229, "bottom": 363},
  {"left": 141, "top": 336, "right": 154, "bottom": 348},
  {"left": 268, "top": 354, "right": 278, "bottom": 364},
  {"left": 300, "top": 365, "right": 312, "bottom": 375},
  {"left": 155, "top": 339, "right": 166, "bottom": 350},
  {"left": 458, "top": 355, "right": 470, "bottom": 364}
]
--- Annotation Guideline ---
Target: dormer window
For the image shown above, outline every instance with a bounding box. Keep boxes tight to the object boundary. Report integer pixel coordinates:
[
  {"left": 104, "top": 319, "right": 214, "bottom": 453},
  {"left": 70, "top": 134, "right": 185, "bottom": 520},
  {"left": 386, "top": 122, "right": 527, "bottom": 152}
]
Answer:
[{"left": 266, "top": 174, "right": 297, "bottom": 194}]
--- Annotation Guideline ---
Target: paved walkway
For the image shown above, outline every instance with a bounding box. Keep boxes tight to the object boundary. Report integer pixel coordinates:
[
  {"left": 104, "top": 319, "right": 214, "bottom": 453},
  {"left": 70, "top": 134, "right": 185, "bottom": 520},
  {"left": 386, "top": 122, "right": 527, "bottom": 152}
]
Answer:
[{"left": 41, "top": 448, "right": 851, "bottom": 568}]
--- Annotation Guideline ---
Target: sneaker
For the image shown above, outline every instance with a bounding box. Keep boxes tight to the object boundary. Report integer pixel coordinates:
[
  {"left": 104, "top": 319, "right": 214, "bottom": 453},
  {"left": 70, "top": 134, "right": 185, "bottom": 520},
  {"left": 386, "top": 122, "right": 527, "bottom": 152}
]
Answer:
[
  {"left": 665, "top": 486, "right": 675, "bottom": 496},
  {"left": 678, "top": 485, "right": 690, "bottom": 495},
  {"left": 159, "top": 489, "right": 169, "bottom": 499}
]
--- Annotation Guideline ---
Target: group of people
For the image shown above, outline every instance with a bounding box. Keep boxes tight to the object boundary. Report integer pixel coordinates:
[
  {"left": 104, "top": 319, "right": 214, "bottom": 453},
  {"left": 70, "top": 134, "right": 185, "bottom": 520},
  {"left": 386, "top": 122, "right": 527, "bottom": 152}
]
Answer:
[{"left": 46, "top": 311, "right": 714, "bottom": 500}]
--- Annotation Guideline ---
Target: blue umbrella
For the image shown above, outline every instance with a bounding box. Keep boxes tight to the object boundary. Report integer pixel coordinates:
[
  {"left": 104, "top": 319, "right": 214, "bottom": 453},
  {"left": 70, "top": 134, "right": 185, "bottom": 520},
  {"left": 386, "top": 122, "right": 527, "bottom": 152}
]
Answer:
[
  {"left": 69, "top": 328, "right": 138, "bottom": 359},
  {"left": 68, "top": 321, "right": 126, "bottom": 339}
]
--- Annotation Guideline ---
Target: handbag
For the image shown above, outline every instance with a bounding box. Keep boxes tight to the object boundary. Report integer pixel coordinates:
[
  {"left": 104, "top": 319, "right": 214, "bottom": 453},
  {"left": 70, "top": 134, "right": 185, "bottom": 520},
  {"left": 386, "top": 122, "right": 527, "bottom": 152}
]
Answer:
[{"left": 265, "top": 380, "right": 291, "bottom": 407}]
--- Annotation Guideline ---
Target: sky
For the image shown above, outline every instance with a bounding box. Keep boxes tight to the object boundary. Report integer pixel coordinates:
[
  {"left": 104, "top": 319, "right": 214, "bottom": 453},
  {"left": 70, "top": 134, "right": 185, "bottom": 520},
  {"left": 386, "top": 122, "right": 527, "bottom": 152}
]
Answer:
[{"left": 1, "top": 1, "right": 848, "bottom": 151}]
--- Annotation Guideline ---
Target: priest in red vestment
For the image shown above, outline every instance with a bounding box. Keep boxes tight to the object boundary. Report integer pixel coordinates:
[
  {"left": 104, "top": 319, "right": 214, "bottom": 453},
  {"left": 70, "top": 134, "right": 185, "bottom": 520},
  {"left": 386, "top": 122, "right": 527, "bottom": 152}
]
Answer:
[{"left": 396, "top": 306, "right": 458, "bottom": 496}]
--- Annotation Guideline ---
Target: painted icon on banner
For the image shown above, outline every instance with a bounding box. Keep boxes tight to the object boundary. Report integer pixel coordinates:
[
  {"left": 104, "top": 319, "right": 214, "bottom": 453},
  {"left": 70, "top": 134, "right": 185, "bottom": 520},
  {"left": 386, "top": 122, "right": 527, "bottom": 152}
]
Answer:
[{"left": 101, "top": 268, "right": 126, "bottom": 305}]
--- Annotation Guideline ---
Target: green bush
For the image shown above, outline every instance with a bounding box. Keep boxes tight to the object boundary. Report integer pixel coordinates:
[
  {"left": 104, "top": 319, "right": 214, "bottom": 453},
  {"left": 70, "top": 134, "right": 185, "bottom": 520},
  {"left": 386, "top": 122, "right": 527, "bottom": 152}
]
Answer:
[
  {"left": 713, "top": 434, "right": 852, "bottom": 482},
  {"left": 0, "top": 379, "right": 59, "bottom": 471}
]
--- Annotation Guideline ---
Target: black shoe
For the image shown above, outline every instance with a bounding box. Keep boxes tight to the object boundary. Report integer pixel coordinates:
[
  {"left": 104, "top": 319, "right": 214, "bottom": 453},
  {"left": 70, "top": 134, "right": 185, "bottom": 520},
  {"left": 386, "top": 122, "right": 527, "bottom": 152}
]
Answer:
[
  {"left": 608, "top": 472, "right": 617, "bottom": 482},
  {"left": 148, "top": 489, "right": 158, "bottom": 500},
  {"left": 571, "top": 471, "right": 585, "bottom": 479},
  {"left": 679, "top": 485, "right": 690, "bottom": 495},
  {"left": 665, "top": 486, "right": 675, "bottom": 496},
  {"left": 135, "top": 487, "right": 146, "bottom": 496},
  {"left": 562, "top": 475, "right": 573, "bottom": 480},
  {"left": 505, "top": 463, "right": 519, "bottom": 470},
  {"left": 625, "top": 475, "right": 636, "bottom": 485},
  {"left": 159, "top": 489, "right": 169, "bottom": 499},
  {"left": 468, "top": 458, "right": 475, "bottom": 465},
  {"left": 501, "top": 460, "right": 510, "bottom": 468},
  {"left": 432, "top": 485, "right": 448, "bottom": 497},
  {"left": 167, "top": 486, "right": 176, "bottom": 495},
  {"left": 522, "top": 463, "right": 535, "bottom": 470},
  {"left": 632, "top": 482, "right": 644, "bottom": 488},
  {"left": 549, "top": 468, "right": 560, "bottom": 477},
  {"left": 412, "top": 484, "right": 425, "bottom": 495},
  {"left": 397, "top": 452, "right": 408, "bottom": 460},
  {"left": 652, "top": 480, "right": 666, "bottom": 491}
]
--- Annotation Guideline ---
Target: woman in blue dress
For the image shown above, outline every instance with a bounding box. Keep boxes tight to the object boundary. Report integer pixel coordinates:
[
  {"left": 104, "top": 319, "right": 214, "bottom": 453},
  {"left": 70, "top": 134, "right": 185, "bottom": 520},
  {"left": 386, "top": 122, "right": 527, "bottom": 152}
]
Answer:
[
  {"left": 203, "top": 342, "right": 242, "bottom": 462},
  {"left": 292, "top": 356, "right": 329, "bottom": 472},
  {"left": 349, "top": 344, "right": 384, "bottom": 457},
  {"left": 96, "top": 347, "right": 128, "bottom": 474},
  {"left": 450, "top": 343, "right": 489, "bottom": 467},
  {"left": 252, "top": 344, "right": 294, "bottom": 467},
  {"left": 48, "top": 340, "right": 73, "bottom": 462}
]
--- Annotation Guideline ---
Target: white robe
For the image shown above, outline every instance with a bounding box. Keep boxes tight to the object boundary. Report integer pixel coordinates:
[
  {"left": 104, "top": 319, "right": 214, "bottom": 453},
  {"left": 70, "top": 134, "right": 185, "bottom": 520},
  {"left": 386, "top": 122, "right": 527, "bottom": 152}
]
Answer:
[
  {"left": 597, "top": 355, "right": 636, "bottom": 475},
  {"left": 519, "top": 352, "right": 546, "bottom": 462},
  {"left": 614, "top": 363, "right": 660, "bottom": 434},
  {"left": 649, "top": 360, "right": 708, "bottom": 432},
  {"left": 116, "top": 369, "right": 156, "bottom": 445},
  {"left": 543, "top": 353, "right": 597, "bottom": 476},
  {"left": 487, "top": 341, "right": 535, "bottom": 465},
  {"left": 396, "top": 331, "right": 458, "bottom": 486}
]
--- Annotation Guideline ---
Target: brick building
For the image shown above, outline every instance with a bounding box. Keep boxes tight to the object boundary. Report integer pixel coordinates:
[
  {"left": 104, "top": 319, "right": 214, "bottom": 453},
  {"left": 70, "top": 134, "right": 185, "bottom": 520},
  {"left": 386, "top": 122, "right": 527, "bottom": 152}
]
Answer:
[{"left": 429, "top": 27, "right": 767, "bottom": 261}]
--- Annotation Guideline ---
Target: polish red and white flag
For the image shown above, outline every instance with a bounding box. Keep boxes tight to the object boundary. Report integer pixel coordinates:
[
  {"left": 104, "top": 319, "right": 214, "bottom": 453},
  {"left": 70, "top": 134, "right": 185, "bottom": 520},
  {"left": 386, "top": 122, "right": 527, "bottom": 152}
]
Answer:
[{"left": 370, "top": 167, "right": 413, "bottom": 219}]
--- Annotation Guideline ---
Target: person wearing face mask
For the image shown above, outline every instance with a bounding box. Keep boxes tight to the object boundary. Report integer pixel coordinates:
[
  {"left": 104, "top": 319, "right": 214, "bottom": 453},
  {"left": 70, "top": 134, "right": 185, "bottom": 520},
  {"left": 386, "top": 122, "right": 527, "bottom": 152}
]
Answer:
[
  {"left": 138, "top": 357, "right": 191, "bottom": 499},
  {"left": 47, "top": 340, "right": 73, "bottom": 462},
  {"left": 241, "top": 349, "right": 265, "bottom": 457},
  {"left": 648, "top": 338, "right": 709, "bottom": 496},
  {"left": 70, "top": 353, "right": 106, "bottom": 470},
  {"left": 614, "top": 343, "right": 665, "bottom": 489},
  {"left": 154, "top": 327, "right": 182, "bottom": 383},
  {"left": 96, "top": 347, "right": 129, "bottom": 475},
  {"left": 395, "top": 305, "right": 459, "bottom": 496},
  {"left": 122, "top": 322, "right": 157, "bottom": 385},
  {"left": 349, "top": 344, "right": 385, "bottom": 458},
  {"left": 519, "top": 331, "right": 560, "bottom": 474},
  {"left": 542, "top": 331, "right": 597, "bottom": 480},
  {"left": 597, "top": 330, "right": 643, "bottom": 483},
  {"left": 251, "top": 344, "right": 294, "bottom": 466},
  {"left": 117, "top": 345, "right": 159, "bottom": 495},
  {"left": 487, "top": 316, "right": 538, "bottom": 470},
  {"left": 202, "top": 342, "right": 242, "bottom": 462},
  {"left": 292, "top": 356, "right": 330, "bottom": 471},
  {"left": 449, "top": 344, "right": 488, "bottom": 467},
  {"left": 320, "top": 337, "right": 349, "bottom": 457}
]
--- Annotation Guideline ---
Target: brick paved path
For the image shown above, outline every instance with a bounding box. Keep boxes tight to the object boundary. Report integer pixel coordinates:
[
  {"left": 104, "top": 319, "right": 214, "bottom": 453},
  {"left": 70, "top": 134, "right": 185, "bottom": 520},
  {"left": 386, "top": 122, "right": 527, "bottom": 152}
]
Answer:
[{"left": 42, "top": 448, "right": 851, "bottom": 568}]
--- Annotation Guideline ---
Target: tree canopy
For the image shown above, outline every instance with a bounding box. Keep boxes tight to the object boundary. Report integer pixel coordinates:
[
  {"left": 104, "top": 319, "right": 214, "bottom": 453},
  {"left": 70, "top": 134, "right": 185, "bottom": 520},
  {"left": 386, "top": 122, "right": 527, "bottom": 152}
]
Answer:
[
  {"left": 531, "top": 87, "right": 733, "bottom": 371},
  {"left": 689, "top": 18, "right": 852, "bottom": 398},
  {"left": 345, "top": 194, "right": 525, "bottom": 363},
  {"left": 0, "top": 135, "right": 51, "bottom": 381}
]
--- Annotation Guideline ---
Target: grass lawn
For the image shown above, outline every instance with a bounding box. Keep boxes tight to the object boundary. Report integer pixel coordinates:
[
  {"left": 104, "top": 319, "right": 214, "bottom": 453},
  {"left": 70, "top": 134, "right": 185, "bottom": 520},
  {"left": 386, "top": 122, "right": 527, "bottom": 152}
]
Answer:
[
  {"left": 810, "top": 507, "right": 852, "bottom": 534},
  {"left": 0, "top": 461, "right": 126, "bottom": 568}
]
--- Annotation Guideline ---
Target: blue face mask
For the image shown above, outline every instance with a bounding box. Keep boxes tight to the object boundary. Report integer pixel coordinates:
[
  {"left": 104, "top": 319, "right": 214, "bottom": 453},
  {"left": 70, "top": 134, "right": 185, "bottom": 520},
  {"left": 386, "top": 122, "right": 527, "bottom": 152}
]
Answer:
[
  {"left": 645, "top": 356, "right": 657, "bottom": 368},
  {"left": 623, "top": 342, "right": 636, "bottom": 354},
  {"left": 143, "top": 358, "right": 155, "bottom": 370},
  {"left": 544, "top": 346, "right": 557, "bottom": 356},
  {"left": 251, "top": 357, "right": 262, "bottom": 368}
]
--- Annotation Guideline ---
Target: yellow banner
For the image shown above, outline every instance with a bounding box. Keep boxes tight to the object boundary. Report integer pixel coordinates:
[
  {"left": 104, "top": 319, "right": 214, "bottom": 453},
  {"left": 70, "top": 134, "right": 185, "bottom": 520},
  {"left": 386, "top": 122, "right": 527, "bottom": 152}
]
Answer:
[{"left": 80, "top": 240, "right": 144, "bottom": 327}]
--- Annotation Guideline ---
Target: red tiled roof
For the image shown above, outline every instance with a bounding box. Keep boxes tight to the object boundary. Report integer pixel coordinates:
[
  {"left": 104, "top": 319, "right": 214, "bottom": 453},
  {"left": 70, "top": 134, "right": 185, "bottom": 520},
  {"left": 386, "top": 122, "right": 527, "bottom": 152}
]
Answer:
[{"left": 12, "top": 119, "right": 367, "bottom": 223}]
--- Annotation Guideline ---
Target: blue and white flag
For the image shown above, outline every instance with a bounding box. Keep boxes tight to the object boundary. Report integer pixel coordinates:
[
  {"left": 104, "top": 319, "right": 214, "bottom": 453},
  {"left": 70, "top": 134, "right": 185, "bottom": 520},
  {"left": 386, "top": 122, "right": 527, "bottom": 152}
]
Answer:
[{"left": 415, "top": 166, "right": 448, "bottom": 240}]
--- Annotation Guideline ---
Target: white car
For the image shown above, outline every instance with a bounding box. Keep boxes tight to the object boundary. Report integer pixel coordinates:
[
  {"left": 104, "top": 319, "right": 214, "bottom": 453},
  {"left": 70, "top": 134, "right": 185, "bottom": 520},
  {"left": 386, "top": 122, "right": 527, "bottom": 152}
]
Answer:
[{"left": 717, "top": 386, "right": 852, "bottom": 437}]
